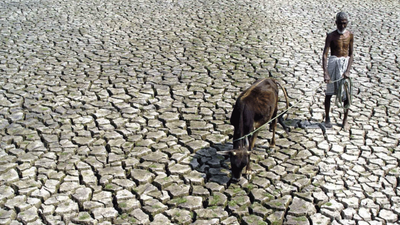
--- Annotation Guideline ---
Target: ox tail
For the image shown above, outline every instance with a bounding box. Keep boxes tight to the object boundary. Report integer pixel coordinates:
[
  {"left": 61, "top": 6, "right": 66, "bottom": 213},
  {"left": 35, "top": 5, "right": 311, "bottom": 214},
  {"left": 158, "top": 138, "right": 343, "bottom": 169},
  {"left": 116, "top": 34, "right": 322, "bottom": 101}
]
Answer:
[
  {"left": 275, "top": 81, "right": 289, "bottom": 119},
  {"left": 275, "top": 80, "right": 290, "bottom": 134}
]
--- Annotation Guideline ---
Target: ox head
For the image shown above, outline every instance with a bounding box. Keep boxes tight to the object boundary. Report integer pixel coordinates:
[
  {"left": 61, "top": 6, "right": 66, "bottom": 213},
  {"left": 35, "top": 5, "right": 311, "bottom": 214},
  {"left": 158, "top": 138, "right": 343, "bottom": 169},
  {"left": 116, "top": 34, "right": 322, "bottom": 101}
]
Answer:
[{"left": 218, "top": 148, "right": 251, "bottom": 182}]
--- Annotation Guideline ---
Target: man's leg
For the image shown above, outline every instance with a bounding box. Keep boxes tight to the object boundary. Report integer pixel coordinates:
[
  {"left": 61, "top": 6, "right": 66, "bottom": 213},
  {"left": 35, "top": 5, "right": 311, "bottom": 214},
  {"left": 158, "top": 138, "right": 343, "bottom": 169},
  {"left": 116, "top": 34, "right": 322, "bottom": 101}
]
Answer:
[
  {"left": 342, "top": 99, "right": 350, "bottom": 130},
  {"left": 324, "top": 95, "right": 332, "bottom": 128}
]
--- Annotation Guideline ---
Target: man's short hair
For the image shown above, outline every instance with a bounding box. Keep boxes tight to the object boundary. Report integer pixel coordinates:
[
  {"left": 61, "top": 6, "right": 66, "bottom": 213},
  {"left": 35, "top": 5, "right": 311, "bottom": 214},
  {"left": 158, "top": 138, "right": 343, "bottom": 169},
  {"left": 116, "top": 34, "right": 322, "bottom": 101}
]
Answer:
[{"left": 336, "top": 12, "right": 349, "bottom": 21}]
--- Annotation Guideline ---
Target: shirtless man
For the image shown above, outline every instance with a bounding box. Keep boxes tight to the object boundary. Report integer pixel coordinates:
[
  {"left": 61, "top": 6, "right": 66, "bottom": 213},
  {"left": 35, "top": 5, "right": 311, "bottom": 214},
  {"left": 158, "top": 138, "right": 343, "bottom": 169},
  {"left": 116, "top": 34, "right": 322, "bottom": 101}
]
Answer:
[{"left": 322, "top": 12, "right": 354, "bottom": 130}]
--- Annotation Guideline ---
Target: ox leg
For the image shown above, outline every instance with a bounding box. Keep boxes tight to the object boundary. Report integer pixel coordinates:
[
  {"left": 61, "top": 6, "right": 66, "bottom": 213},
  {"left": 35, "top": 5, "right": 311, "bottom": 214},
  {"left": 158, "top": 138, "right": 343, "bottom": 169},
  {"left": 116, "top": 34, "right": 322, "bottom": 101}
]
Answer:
[
  {"left": 249, "top": 132, "right": 258, "bottom": 151},
  {"left": 241, "top": 110, "right": 255, "bottom": 180},
  {"left": 244, "top": 132, "right": 258, "bottom": 180},
  {"left": 245, "top": 152, "right": 252, "bottom": 180},
  {"left": 242, "top": 151, "right": 253, "bottom": 180},
  {"left": 278, "top": 114, "right": 289, "bottom": 134}
]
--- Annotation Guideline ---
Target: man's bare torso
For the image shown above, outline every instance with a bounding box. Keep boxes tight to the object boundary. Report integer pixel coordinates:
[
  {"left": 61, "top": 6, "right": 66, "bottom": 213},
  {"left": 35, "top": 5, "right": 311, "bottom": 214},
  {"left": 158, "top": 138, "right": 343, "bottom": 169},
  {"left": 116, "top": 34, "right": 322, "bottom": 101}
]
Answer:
[{"left": 327, "top": 30, "right": 353, "bottom": 57}]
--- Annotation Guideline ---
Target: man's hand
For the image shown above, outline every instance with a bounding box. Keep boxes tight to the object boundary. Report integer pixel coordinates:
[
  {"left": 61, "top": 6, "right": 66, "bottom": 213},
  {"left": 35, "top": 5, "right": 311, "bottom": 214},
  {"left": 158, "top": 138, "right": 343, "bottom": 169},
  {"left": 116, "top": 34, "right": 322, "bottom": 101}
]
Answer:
[
  {"left": 343, "top": 71, "right": 350, "bottom": 79},
  {"left": 324, "top": 73, "right": 331, "bottom": 83}
]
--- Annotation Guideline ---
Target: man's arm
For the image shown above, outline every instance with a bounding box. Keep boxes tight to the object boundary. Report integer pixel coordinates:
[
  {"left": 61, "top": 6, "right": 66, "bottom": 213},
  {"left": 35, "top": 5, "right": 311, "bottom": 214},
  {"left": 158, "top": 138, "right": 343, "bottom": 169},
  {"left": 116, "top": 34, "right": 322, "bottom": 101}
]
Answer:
[
  {"left": 322, "top": 34, "right": 331, "bottom": 83},
  {"left": 343, "top": 32, "right": 354, "bottom": 78}
]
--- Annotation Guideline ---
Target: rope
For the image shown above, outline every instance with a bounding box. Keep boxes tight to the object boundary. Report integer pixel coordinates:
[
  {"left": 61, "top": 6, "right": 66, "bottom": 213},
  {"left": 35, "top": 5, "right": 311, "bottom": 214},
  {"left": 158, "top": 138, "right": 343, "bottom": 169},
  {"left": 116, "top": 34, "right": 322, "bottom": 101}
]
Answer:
[
  {"left": 232, "top": 77, "right": 349, "bottom": 143},
  {"left": 335, "top": 77, "right": 353, "bottom": 109}
]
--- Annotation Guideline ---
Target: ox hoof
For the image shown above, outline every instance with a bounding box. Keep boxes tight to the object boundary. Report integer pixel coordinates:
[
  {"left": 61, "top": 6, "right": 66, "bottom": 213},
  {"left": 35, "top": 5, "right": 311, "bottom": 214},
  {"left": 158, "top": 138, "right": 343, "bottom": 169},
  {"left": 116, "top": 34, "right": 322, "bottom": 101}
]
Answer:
[
  {"left": 244, "top": 170, "right": 253, "bottom": 180},
  {"left": 246, "top": 174, "right": 252, "bottom": 180}
]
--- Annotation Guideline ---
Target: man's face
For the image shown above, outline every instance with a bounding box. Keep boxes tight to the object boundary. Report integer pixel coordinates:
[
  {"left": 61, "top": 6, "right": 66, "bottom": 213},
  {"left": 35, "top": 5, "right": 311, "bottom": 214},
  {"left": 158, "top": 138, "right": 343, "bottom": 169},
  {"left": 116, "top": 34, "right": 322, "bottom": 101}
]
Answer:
[{"left": 336, "top": 19, "right": 348, "bottom": 33}]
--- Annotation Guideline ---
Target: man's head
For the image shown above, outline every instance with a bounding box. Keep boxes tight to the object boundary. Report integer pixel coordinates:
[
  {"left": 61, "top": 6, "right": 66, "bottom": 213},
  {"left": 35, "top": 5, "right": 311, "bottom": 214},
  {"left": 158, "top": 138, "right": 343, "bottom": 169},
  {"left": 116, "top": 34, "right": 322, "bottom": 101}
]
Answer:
[
  {"left": 336, "top": 12, "right": 349, "bottom": 21},
  {"left": 335, "top": 12, "right": 349, "bottom": 34}
]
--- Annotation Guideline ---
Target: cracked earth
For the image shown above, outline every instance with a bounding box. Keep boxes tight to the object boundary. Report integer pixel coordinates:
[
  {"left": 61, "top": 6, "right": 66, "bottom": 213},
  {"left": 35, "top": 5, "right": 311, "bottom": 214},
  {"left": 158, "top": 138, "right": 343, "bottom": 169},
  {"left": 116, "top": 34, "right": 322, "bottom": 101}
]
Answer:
[{"left": 0, "top": 0, "right": 399, "bottom": 224}]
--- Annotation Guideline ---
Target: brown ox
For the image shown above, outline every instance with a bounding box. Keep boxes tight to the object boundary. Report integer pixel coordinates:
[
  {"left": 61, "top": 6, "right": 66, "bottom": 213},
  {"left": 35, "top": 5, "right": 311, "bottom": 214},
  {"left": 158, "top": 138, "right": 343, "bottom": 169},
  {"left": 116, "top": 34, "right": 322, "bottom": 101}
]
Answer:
[{"left": 221, "top": 78, "right": 289, "bottom": 182}]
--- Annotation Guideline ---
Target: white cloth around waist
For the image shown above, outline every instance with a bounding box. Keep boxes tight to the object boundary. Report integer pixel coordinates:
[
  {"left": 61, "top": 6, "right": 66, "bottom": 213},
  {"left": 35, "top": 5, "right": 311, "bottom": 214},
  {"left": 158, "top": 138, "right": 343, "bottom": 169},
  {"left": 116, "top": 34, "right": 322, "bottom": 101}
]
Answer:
[{"left": 326, "top": 56, "right": 349, "bottom": 95}]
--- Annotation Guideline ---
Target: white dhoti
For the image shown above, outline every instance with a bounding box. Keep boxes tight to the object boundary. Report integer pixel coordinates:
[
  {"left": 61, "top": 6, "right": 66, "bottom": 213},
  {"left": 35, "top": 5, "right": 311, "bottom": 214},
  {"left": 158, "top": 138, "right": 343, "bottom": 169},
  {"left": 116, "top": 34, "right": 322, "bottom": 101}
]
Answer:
[{"left": 326, "top": 56, "right": 349, "bottom": 95}]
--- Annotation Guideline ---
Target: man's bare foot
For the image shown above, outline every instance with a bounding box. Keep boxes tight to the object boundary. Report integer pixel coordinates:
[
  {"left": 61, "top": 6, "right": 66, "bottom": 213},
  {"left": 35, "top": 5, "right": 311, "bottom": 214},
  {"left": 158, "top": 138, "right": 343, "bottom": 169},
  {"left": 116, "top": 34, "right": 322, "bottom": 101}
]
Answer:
[{"left": 324, "top": 118, "right": 332, "bottom": 128}]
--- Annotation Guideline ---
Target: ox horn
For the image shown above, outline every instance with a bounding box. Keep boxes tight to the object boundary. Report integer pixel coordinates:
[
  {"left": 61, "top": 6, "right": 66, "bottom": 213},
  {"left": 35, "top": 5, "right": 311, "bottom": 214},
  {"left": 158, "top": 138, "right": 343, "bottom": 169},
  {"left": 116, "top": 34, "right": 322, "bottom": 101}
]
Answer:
[
  {"left": 216, "top": 150, "right": 231, "bottom": 156},
  {"left": 217, "top": 151, "right": 236, "bottom": 156}
]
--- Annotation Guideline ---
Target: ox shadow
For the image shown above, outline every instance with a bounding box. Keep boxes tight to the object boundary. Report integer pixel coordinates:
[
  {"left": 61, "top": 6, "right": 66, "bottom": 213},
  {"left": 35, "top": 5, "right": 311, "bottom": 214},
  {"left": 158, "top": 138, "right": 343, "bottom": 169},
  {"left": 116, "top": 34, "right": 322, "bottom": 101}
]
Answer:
[
  {"left": 189, "top": 141, "right": 277, "bottom": 189},
  {"left": 190, "top": 144, "right": 233, "bottom": 188}
]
